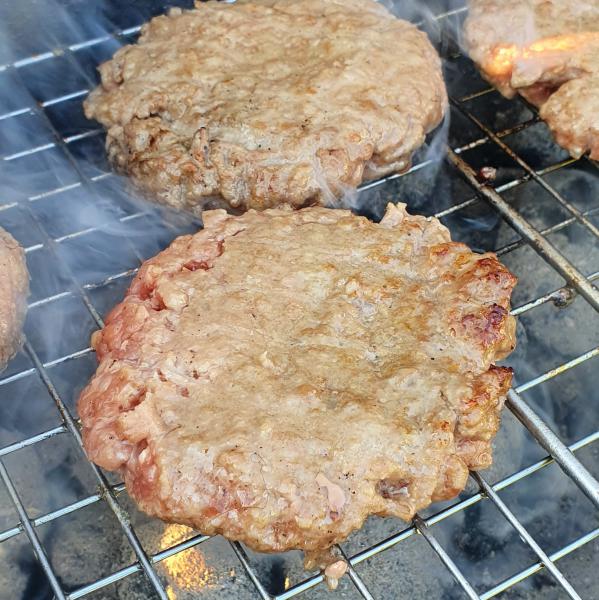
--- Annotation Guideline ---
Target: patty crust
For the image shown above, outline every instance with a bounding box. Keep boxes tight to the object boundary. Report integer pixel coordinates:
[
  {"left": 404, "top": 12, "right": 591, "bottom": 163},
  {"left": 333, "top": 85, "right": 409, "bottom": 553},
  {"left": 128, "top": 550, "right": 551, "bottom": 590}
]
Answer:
[{"left": 84, "top": 0, "right": 447, "bottom": 212}]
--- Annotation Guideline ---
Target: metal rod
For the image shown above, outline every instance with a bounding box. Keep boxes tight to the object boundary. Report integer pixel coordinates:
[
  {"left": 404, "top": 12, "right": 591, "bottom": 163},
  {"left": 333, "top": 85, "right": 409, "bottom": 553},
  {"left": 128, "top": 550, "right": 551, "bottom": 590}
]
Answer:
[
  {"left": 481, "top": 527, "right": 599, "bottom": 599},
  {"left": 336, "top": 545, "right": 375, "bottom": 600},
  {"left": 275, "top": 574, "right": 324, "bottom": 600},
  {"left": 494, "top": 430, "right": 599, "bottom": 493},
  {"left": 0, "top": 425, "right": 66, "bottom": 456},
  {"left": 515, "top": 347, "right": 599, "bottom": 393},
  {"left": 452, "top": 99, "right": 599, "bottom": 241},
  {"left": 350, "top": 526, "right": 416, "bottom": 566},
  {"left": 472, "top": 472, "right": 582, "bottom": 599},
  {"left": 22, "top": 340, "right": 170, "bottom": 600},
  {"left": 413, "top": 515, "right": 480, "bottom": 600},
  {"left": 67, "top": 532, "right": 211, "bottom": 599},
  {"left": 447, "top": 148, "right": 599, "bottom": 312},
  {"left": 0, "top": 61, "right": 171, "bottom": 597},
  {"left": 507, "top": 389, "right": 599, "bottom": 508},
  {"left": 68, "top": 565, "right": 139, "bottom": 600},
  {"left": 0, "top": 460, "right": 66, "bottom": 599},
  {"left": 496, "top": 206, "right": 599, "bottom": 257},
  {"left": 0, "top": 483, "right": 125, "bottom": 543},
  {"left": 229, "top": 541, "right": 272, "bottom": 600}
]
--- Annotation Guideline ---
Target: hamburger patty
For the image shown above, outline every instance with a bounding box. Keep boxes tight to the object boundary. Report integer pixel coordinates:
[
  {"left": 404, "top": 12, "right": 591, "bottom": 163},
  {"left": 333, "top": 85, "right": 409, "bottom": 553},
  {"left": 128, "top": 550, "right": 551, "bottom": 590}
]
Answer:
[
  {"left": 78, "top": 204, "right": 516, "bottom": 577},
  {"left": 465, "top": 0, "right": 599, "bottom": 159},
  {"left": 0, "top": 227, "right": 29, "bottom": 372},
  {"left": 84, "top": 0, "right": 447, "bottom": 213}
]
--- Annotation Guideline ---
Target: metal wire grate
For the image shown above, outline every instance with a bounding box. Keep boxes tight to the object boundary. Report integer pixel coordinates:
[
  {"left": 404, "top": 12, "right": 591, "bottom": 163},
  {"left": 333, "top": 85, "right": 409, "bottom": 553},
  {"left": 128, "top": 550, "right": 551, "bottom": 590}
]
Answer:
[{"left": 0, "top": 1, "right": 598, "bottom": 598}]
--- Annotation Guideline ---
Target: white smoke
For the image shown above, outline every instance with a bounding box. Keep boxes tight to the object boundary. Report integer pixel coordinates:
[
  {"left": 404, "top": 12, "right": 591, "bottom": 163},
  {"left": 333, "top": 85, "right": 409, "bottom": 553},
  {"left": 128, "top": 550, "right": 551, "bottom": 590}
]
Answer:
[{"left": 0, "top": 2, "right": 594, "bottom": 599}]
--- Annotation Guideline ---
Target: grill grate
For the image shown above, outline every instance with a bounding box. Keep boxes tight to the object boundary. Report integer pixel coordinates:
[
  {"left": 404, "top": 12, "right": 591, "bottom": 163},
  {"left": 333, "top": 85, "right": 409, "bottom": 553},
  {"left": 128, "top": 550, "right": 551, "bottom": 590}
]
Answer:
[{"left": 0, "top": 1, "right": 598, "bottom": 599}]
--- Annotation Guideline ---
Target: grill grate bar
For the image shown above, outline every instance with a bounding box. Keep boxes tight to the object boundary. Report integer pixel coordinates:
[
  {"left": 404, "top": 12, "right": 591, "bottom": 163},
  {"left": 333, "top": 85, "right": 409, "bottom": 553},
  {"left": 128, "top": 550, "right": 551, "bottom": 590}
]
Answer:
[
  {"left": 275, "top": 575, "right": 324, "bottom": 600},
  {"left": 153, "top": 532, "right": 212, "bottom": 562},
  {"left": 0, "top": 460, "right": 66, "bottom": 599},
  {"left": 0, "top": 482, "right": 126, "bottom": 544},
  {"left": 28, "top": 181, "right": 84, "bottom": 202},
  {"left": 0, "top": 25, "right": 141, "bottom": 71},
  {"left": 515, "top": 347, "right": 599, "bottom": 393},
  {"left": 452, "top": 99, "right": 599, "bottom": 241},
  {"left": 63, "top": 129, "right": 103, "bottom": 144},
  {"left": 496, "top": 206, "right": 599, "bottom": 257},
  {"left": 447, "top": 148, "right": 599, "bottom": 312},
  {"left": 20, "top": 336, "right": 170, "bottom": 599},
  {"left": 493, "top": 429, "right": 599, "bottom": 493},
  {"left": 511, "top": 271, "right": 599, "bottom": 316},
  {"left": 67, "top": 565, "right": 140, "bottom": 600},
  {"left": 451, "top": 117, "right": 542, "bottom": 153},
  {"left": 348, "top": 526, "right": 417, "bottom": 567},
  {"left": 230, "top": 541, "right": 272, "bottom": 600},
  {"left": 506, "top": 389, "right": 599, "bottom": 509},
  {"left": 41, "top": 89, "right": 89, "bottom": 108},
  {"left": 0, "top": 81, "right": 172, "bottom": 598},
  {"left": 458, "top": 88, "right": 495, "bottom": 103},
  {"left": 68, "top": 532, "right": 211, "bottom": 599},
  {"left": 413, "top": 515, "right": 480, "bottom": 600},
  {"left": 0, "top": 367, "right": 35, "bottom": 385},
  {"left": 0, "top": 106, "right": 31, "bottom": 121},
  {"left": 3, "top": 102, "right": 108, "bottom": 327},
  {"left": 3, "top": 142, "right": 56, "bottom": 162},
  {"left": 53, "top": 211, "right": 146, "bottom": 243},
  {"left": 43, "top": 347, "right": 94, "bottom": 368},
  {"left": 0, "top": 492, "right": 101, "bottom": 543},
  {"left": 0, "top": 425, "right": 66, "bottom": 457},
  {"left": 471, "top": 472, "right": 582, "bottom": 599},
  {"left": 336, "top": 545, "right": 376, "bottom": 600},
  {"left": 481, "top": 527, "right": 599, "bottom": 600}
]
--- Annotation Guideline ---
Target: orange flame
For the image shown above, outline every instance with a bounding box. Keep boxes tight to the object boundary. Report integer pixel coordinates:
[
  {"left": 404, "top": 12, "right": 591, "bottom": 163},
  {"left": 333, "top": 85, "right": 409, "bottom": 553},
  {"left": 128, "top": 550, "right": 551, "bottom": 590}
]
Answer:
[
  {"left": 486, "top": 45, "right": 519, "bottom": 76},
  {"left": 485, "top": 34, "right": 585, "bottom": 77},
  {"left": 528, "top": 35, "right": 580, "bottom": 53},
  {"left": 160, "top": 524, "right": 217, "bottom": 599}
]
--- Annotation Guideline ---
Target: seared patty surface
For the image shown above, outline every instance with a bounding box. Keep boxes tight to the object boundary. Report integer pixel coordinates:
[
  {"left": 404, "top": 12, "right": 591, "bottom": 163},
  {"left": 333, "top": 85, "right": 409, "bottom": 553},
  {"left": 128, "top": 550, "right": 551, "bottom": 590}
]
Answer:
[
  {"left": 84, "top": 0, "right": 447, "bottom": 213},
  {"left": 0, "top": 227, "right": 29, "bottom": 372},
  {"left": 78, "top": 204, "right": 516, "bottom": 565},
  {"left": 465, "top": 0, "right": 599, "bottom": 159}
]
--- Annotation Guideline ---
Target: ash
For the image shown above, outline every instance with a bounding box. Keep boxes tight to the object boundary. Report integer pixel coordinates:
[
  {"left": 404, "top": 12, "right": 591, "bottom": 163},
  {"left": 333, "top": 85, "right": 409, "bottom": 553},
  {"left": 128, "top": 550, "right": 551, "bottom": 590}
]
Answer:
[{"left": 0, "top": 1, "right": 598, "bottom": 599}]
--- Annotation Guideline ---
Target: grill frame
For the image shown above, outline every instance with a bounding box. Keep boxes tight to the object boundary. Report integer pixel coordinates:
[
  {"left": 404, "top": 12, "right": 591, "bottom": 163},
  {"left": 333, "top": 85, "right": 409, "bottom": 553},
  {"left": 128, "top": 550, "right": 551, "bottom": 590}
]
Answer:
[{"left": 0, "top": 2, "right": 598, "bottom": 599}]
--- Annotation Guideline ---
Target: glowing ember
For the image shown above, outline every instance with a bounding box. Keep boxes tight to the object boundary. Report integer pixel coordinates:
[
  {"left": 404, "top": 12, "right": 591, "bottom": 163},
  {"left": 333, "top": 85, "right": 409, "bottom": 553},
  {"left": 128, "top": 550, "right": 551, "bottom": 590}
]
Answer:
[{"left": 160, "top": 524, "right": 217, "bottom": 598}]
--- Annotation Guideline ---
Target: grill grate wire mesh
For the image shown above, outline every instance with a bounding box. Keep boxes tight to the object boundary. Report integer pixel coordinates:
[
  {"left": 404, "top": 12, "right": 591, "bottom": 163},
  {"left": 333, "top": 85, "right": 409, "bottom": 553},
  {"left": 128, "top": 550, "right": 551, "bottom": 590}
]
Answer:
[{"left": 0, "top": 1, "right": 598, "bottom": 599}]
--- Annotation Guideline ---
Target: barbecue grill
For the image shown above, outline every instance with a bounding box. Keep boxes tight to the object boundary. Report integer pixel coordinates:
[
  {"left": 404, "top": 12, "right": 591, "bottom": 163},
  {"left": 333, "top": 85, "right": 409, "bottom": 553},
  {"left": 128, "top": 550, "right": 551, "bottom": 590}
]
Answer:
[{"left": 0, "top": 0, "right": 598, "bottom": 598}]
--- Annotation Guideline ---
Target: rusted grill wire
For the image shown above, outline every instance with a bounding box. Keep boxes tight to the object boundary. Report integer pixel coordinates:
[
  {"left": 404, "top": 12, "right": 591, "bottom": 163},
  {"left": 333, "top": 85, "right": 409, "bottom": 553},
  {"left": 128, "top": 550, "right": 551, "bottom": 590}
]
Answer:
[{"left": 0, "top": 2, "right": 598, "bottom": 599}]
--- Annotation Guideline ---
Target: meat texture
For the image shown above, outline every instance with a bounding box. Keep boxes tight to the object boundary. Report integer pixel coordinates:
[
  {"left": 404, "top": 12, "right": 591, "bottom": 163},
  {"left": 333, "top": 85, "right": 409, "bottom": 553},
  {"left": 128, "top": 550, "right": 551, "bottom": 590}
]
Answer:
[
  {"left": 0, "top": 228, "right": 29, "bottom": 371},
  {"left": 465, "top": 0, "right": 599, "bottom": 159},
  {"left": 78, "top": 203, "right": 516, "bottom": 578},
  {"left": 84, "top": 0, "right": 447, "bottom": 213}
]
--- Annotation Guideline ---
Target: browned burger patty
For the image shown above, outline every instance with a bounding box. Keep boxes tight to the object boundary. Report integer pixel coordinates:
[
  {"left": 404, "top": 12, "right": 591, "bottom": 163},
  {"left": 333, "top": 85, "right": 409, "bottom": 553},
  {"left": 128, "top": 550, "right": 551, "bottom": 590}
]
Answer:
[
  {"left": 0, "top": 228, "right": 29, "bottom": 371},
  {"left": 465, "top": 0, "right": 599, "bottom": 159},
  {"left": 84, "top": 0, "right": 447, "bottom": 213},
  {"left": 78, "top": 204, "right": 516, "bottom": 580}
]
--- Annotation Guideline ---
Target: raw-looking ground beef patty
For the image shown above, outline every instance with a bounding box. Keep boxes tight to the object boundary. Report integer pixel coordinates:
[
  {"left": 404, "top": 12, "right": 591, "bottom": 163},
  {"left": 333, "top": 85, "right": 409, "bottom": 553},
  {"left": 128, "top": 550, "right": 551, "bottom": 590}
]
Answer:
[
  {"left": 465, "top": 0, "right": 599, "bottom": 159},
  {"left": 0, "top": 227, "right": 29, "bottom": 372},
  {"left": 84, "top": 0, "right": 447, "bottom": 213},
  {"left": 78, "top": 204, "right": 516, "bottom": 583}
]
